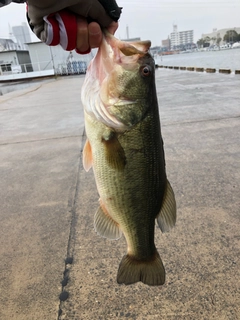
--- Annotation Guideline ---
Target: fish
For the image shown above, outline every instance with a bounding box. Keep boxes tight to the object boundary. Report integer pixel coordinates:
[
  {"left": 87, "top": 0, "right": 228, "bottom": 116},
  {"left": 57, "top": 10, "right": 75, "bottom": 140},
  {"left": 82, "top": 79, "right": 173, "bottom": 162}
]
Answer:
[{"left": 81, "top": 31, "right": 176, "bottom": 286}]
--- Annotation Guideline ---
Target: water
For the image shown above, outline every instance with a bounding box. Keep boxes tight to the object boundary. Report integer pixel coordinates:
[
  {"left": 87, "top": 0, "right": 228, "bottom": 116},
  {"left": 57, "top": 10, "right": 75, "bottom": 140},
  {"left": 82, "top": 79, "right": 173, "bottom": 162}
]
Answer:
[{"left": 155, "top": 48, "right": 240, "bottom": 71}]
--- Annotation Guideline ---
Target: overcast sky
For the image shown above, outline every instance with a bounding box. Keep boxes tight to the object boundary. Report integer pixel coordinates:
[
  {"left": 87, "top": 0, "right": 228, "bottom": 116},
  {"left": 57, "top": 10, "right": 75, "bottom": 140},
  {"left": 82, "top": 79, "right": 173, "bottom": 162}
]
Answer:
[{"left": 0, "top": 0, "right": 240, "bottom": 47}]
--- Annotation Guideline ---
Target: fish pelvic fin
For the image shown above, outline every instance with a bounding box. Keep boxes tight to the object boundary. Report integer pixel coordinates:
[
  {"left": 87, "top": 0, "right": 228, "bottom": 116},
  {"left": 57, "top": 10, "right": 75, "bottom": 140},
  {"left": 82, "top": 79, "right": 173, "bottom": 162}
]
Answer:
[
  {"left": 117, "top": 250, "right": 165, "bottom": 286},
  {"left": 94, "top": 200, "right": 122, "bottom": 240},
  {"left": 157, "top": 179, "right": 177, "bottom": 233},
  {"left": 83, "top": 139, "right": 92, "bottom": 172}
]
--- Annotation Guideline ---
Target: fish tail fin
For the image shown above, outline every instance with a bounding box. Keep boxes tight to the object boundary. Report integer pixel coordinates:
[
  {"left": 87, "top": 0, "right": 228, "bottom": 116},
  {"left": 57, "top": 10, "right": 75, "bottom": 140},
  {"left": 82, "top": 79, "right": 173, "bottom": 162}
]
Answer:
[{"left": 117, "top": 250, "right": 165, "bottom": 286}]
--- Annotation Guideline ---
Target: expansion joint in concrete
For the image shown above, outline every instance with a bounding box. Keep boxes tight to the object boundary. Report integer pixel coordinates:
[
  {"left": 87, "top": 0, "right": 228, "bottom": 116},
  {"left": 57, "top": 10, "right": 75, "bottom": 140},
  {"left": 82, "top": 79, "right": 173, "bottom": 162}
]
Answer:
[{"left": 57, "top": 129, "right": 86, "bottom": 319}]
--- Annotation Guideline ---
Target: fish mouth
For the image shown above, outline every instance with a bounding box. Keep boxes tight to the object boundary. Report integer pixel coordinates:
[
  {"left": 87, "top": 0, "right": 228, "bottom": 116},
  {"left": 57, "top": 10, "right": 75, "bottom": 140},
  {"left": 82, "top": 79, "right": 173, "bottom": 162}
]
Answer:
[
  {"left": 81, "top": 33, "right": 151, "bottom": 130},
  {"left": 92, "top": 30, "right": 152, "bottom": 86},
  {"left": 102, "top": 29, "right": 151, "bottom": 63}
]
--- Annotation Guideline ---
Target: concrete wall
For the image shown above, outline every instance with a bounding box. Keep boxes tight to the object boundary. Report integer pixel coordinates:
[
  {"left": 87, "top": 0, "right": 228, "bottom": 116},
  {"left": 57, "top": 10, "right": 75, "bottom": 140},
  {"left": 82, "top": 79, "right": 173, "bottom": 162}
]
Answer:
[{"left": 27, "top": 42, "right": 54, "bottom": 71}]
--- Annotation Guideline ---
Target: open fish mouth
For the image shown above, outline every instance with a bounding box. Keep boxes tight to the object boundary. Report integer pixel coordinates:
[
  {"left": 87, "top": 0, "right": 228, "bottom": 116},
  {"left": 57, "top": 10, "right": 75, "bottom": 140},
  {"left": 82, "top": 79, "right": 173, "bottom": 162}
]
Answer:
[{"left": 81, "top": 31, "right": 151, "bottom": 130}]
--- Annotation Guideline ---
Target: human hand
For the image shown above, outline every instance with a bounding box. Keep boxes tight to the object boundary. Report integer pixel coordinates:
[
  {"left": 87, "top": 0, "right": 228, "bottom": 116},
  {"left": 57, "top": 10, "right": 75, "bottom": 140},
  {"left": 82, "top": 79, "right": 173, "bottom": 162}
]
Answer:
[
  {"left": 75, "top": 19, "right": 118, "bottom": 54},
  {"left": 27, "top": 0, "right": 121, "bottom": 53}
]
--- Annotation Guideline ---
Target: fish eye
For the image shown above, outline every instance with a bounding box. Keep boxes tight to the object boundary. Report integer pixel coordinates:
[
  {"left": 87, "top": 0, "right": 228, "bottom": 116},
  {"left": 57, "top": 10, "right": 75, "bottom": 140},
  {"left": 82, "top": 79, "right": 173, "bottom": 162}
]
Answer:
[{"left": 141, "top": 65, "right": 151, "bottom": 77}]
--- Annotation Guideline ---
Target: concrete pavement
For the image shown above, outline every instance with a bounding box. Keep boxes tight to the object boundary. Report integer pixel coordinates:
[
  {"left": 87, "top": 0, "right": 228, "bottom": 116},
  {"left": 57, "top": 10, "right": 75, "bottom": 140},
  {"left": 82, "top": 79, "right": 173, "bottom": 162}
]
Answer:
[{"left": 0, "top": 70, "right": 239, "bottom": 319}]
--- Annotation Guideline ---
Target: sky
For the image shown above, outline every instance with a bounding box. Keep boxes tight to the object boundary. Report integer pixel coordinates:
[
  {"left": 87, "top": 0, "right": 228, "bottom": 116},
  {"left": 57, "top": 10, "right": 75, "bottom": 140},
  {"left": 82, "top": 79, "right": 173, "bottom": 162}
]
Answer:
[{"left": 0, "top": 0, "right": 240, "bottom": 47}]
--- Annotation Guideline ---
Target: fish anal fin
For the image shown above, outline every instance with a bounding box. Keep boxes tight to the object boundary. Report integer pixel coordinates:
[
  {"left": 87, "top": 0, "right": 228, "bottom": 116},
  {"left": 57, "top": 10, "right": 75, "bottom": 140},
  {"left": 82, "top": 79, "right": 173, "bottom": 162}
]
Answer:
[
  {"left": 117, "top": 250, "right": 165, "bottom": 286},
  {"left": 83, "top": 139, "right": 92, "bottom": 172},
  {"left": 157, "top": 179, "right": 177, "bottom": 233},
  {"left": 94, "top": 200, "right": 122, "bottom": 240},
  {"left": 102, "top": 132, "right": 126, "bottom": 171}
]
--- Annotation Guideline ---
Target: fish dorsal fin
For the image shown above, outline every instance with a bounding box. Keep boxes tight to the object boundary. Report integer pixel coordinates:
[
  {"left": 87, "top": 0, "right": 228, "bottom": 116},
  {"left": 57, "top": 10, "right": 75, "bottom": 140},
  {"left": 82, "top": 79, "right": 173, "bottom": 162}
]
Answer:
[
  {"left": 94, "top": 200, "right": 122, "bottom": 240},
  {"left": 157, "top": 179, "right": 176, "bottom": 233},
  {"left": 83, "top": 139, "right": 92, "bottom": 172}
]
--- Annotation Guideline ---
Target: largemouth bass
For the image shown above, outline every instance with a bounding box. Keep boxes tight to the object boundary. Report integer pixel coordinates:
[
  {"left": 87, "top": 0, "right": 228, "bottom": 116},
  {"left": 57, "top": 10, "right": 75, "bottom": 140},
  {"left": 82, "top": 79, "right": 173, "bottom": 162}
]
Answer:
[{"left": 81, "top": 32, "right": 176, "bottom": 286}]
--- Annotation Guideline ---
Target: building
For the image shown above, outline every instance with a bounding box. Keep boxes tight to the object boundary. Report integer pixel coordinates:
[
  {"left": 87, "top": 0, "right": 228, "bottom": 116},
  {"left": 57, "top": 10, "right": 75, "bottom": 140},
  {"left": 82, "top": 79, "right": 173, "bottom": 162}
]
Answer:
[
  {"left": 149, "top": 46, "right": 162, "bottom": 56},
  {"left": 0, "top": 38, "right": 19, "bottom": 51},
  {"left": 0, "top": 39, "right": 93, "bottom": 80},
  {"left": 0, "top": 50, "right": 32, "bottom": 74},
  {"left": 170, "top": 25, "right": 194, "bottom": 49},
  {"left": 202, "top": 27, "right": 240, "bottom": 46},
  {"left": 26, "top": 41, "right": 92, "bottom": 75},
  {"left": 162, "top": 38, "right": 171, "bottom": 50},
  {"left": 12, "top": 23, "right": 32, "bottom": 49}
]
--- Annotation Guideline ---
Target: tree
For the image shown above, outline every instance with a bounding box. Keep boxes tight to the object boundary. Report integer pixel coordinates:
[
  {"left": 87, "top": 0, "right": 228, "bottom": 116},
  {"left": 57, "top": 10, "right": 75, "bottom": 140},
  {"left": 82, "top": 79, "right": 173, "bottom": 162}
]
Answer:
[
  {"left": 197, "top": 38, "right": 204, "bottom": 47},
  {"left": 216, "top": 37, "right": 222, "bottom": 45},
  {"left": 211, "top": 37, "right": 217, "bottom": 44},
  {"left": 223, "top": 30, "right": 239, "bottom": 43},
  {"left": 197, "top": 37, "right": 211, "bottom": 48}
]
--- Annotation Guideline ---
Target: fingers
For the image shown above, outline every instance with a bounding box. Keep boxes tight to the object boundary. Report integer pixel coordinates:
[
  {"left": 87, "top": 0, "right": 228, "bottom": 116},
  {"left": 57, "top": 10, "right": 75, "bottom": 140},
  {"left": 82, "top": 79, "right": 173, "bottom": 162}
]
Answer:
[
  {"left": 88, "top": 21, "right": 118, "bottom": 49},
  {"left": 76, "top": 17, "right": 89, "bottom": 53},
  {"left": 27, "top": 0, "right": 121, "bottom": 54},
  {"left": 88, "top": 22, "right": 102, "bottom": 49},
  {"left": 76, "top": 20, "right": 119, "bottom": 53},
  {"left": 76, "top": 19, "right": 102, "bottom": 53},
  {"left": 41, "top": 13, "right": 119, "bottom": 54},
  {"left": 107, "top": 22, "right": 119, "bottom": 35}
]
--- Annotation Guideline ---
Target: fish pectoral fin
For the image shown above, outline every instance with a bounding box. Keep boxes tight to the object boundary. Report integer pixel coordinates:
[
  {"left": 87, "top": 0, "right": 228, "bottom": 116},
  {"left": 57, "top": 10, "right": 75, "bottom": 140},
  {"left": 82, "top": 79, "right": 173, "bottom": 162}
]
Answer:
[
  {"left": 102, "top": 132, "right": 126, "bottom": 171},
  {"left": 94, "top": 201, "right": 122, "bottom": 240},
  {"left": 157, "top": 179, "right": 177, "bottom": 233},
  {"left": 117, "top": 250, "right": 165, "bottom": 286},
  {"left": 83, "top": 139, "right": 92, "bottom": 172}
]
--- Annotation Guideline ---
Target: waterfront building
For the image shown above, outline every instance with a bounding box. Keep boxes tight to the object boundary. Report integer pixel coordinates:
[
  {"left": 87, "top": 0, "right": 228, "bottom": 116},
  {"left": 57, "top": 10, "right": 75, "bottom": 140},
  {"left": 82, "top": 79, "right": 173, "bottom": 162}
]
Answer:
[
  {"left": 0, "top": 39, "right": 92, "bottom": 79},
  {"left": 162, "top": 38, "right": 171, "bottom": 50},
  {"left": 202, "top": 27, "right": 240, "bottom": 46},
  {"left": 0, "top": 38, "right": 19, "bottom": 51},
  {"left": 0, "top": 49, "right": 32, "bottom": 74},
  {"left": 170, "top": 25, "right": 194, "bottom": 49},
  {"left": 150, "top": 46, "right": 162, "bottom": 56},
  {"left": 26, "top": 41, "right": 92, "bottom": 74}
]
